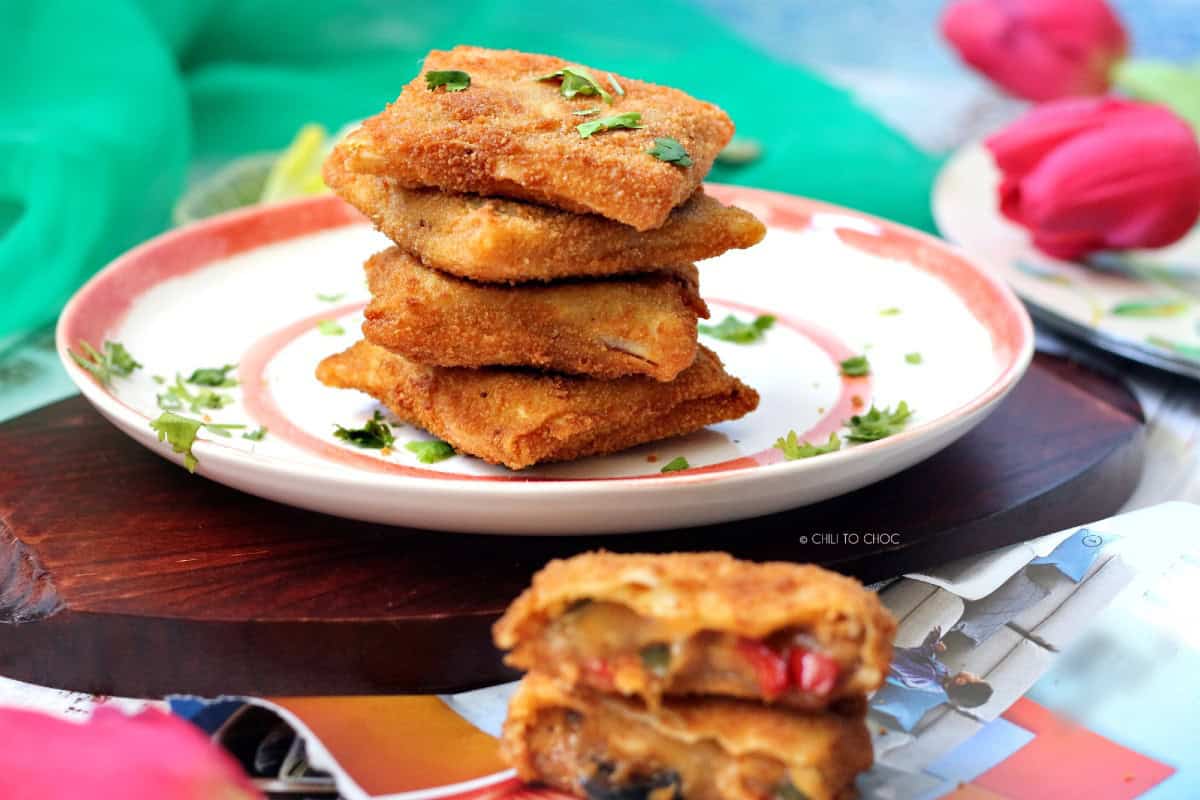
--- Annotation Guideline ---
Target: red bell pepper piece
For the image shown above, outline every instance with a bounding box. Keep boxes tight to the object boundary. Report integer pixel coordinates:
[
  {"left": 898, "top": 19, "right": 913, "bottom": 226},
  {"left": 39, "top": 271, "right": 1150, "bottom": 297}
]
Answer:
[
  {"left": 582, "top": 658, "right": 615, "bottom": 691},
  {"left": 787, "top": 648, "right": 839, "bottom": 696},
  {"left": 737, "top": 638, "right": 788, "bottom": 698}
]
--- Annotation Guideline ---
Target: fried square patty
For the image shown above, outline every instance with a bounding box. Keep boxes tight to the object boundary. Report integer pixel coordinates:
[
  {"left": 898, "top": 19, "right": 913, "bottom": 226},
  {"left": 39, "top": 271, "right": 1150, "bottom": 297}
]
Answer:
[
  {"left": 501, "top": 673, "right": 872, "bottom": 800},
  {"left": 362, "top": 249, "right": 706, "bottom": 381},
  {"left": 326, "top": 150, "right": 764, "bottom": 281},
  {"left": 332, "top": 46, "right": 735, "bottom": 230},
  {"left": 316, "top": 340, "right": 758, "bottom": 470},
  {"left": 495, "top": 552, "right": 896, "bottom": 710}
]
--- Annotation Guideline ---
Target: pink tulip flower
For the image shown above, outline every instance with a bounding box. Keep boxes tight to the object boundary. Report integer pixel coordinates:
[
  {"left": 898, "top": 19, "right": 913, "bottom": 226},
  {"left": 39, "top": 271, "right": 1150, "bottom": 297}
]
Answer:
[
  {"left": 0, "top": 706, "right": 261, "bottom": 800},
  {"left": 941, "top": 0, "right": 1128, "bottom": 101},
  {"left": 986, "top": 97, "right": 1200, "bottom": 260}
]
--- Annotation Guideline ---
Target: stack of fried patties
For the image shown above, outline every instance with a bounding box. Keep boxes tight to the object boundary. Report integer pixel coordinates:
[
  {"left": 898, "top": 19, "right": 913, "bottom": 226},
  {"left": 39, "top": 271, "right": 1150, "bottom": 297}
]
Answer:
[
  {"left": 317, "top": 46, "right": 766, "bottom": 470},
  {"left": 494, "top": 553, "right": 897, "bottom": 800}
]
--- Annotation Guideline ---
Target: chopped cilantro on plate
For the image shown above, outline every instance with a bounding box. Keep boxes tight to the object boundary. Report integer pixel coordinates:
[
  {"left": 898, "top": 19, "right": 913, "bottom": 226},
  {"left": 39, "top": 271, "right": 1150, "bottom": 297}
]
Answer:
[
  {"left": 840, "top": 355, "right": 870, "bottom": 377},
  {"left": 149, "top": 412, "right": 244, "bottom": 473},
  {"left": 698, "top": 314, "right": 775, "bottom": 344},
  {"left": 151, "top": 412, "right": 202, "bottom": 472},
  {"left": 198, "top": 422, "right": 247, "bottom": 438},
  {"left": 186, "top": 364, "right": 237, "bottom": 387},
  {"left": 846, "top": 402, "right": 913, "bottom": 442},
  {"left": 660, "top": 456, "right": 689, "bottom": 473},
  {"left": 405, "top": 439, "right": 455, "bottom": 464},
  {"left": 775, "top": 431, "right": 841, "bottom": 460},
  {"left": 333, "top": 411, "right": 394, "bottom": 449},
  {"left": 69, "top": 340, "right": 141, "bottom": 386},
  {"left": 157, "top": 375, "right": 233, "bottom": 414}
]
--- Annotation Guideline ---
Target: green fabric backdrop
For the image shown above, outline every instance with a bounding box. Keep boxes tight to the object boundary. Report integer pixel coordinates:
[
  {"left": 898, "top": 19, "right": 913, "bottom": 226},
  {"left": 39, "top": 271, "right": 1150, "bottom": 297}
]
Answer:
[{"left": 1, "top": 0, "right": 940, "bottom": 338}]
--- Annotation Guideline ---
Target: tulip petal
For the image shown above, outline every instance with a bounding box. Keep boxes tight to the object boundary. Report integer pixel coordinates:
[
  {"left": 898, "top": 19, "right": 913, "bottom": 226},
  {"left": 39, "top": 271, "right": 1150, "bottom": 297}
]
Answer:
[
  {"left": 988, "top": 98, "right": 1200, "bottom": 259},
  {"left": 0, "top": 706, "right": 261, "bottom": 800},
  {"left": 1017, "top": 0, "right": 1128, "bottom": 90},
  {"left": 942, "top": 0, "right": 1127, "bottom": 101},
  {"left": 1019, "top": 121, "right": 1200, "bottom": 252},
  {"left": 986, "top": 98, "right": 1118, "bottom": 177},
  {"left": 943, "top": 0, "right": 1076, "bottom": 102}
]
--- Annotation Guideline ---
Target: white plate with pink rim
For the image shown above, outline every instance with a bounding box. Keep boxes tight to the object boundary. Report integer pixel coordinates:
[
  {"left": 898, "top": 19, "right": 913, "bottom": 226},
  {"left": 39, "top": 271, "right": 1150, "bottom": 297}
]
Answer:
[{"left": 56, "top": 186, "right": 1033, "bottom": 535}]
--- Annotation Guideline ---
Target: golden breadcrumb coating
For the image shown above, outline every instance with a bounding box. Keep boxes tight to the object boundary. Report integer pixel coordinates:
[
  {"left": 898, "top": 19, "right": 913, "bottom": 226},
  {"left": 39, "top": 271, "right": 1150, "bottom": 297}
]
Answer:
[
  {"left": 494, "top": 551, "right": 895, "bottom": 700},
  {"left": 332, "top": 45, "right": 734, "bottom": 230},
  {"left": 326, "top": 150, "right": 764, "bottom": 281},
  {"left": 501, "top": 673, "right": 871, "bottom": 800},
  {"left": 362, "top": 248, "right": 707, "bottom": 381},
  {"left": 316, "top": 341, "right": 758, "bottom": 470}
]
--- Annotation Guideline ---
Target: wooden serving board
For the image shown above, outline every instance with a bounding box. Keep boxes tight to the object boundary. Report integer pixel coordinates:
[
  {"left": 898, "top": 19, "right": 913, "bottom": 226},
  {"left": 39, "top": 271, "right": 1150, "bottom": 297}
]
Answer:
[{"left": 0, "top": 352, "right": 1143, "bottom": 698}]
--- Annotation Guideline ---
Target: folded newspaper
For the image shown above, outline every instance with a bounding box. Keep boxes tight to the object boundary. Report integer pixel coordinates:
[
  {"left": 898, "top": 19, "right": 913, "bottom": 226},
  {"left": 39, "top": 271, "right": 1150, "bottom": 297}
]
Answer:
[{"left": 4, "top": 502, "right": 1197, "bottom": 799}]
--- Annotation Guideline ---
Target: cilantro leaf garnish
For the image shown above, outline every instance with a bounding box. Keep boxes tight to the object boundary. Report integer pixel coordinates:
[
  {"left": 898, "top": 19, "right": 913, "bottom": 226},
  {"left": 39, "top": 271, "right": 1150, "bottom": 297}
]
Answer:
[
  {"left": 572, "top": 108, "right": 601, "bottom": 116},
  {"left": 317, "top": 320, "right": 345, "bottom": 336},
  {"left": 660, "top": 456, "right": 689, "bottom": 473},
  {"left": 333, "top": 411, "right": 394, "bottom": 449},
  {"left": 405, "top": 439, "right": 455, "bottom": 463},
  {"left": 775, "top": 431, "right": 841, "bottom": 460},
  {"left": 156, "top": 393, "right": 183, "bottom": 411},
  {"left": 151, "top": 412, "right": 203, "bottom": 472},
  {"left": 187, "top": 364, "right": 238, "bottom": 387},
  {"left": 647, "top": 137, "right": 693, "bottom": 167},
  {"left": 905, "top": 352, "right": 923, "bottom": 365},
  {"left": 316, "top": 292, "right": 345, "bottom": 303},
  {"left": 149, "top": 413, "right": 244, "bottom": 472},
  {"left": 69, "top": 340, "right": 141, "bottom": 386},
  {"left": 846, "top": 402, "right": 913, "bottom": 442},
  {"left": 190, "top": 388, "right": 232, "bottom": 411},
  {"left": 577, "top": 112, "right": 643, "bottom": 138},
  {"left": 698, "top": 314, "right": 775, "bottom": 344},
  {"left": 156, "top": 375, "right": 233, "bottom": 414},
  {"left": 536, "top": 67, "right": 613, "bottom": 104},
  {"left": 105, "top": 342, "right": 140, "bottom": 375},
  {"left": 242, "top": 426, "right": 268, "bottom": 441},
  {"left": 197, "top": 422, "right": 246, "bottom": 438},
  {"left": 607, "top": 73, "right": 625, "bottom": 97},
  {"left": 840, "top": 355, "right": 870, "bottom": 377},
  {"left": 425, "top": 70, "right": 471, "bottom": 92}
]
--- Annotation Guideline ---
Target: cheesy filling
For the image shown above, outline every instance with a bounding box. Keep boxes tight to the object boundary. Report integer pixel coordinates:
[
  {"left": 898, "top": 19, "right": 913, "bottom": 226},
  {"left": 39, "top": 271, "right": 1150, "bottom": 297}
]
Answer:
[
  {"left": 527, "top": 707, "right": 789, "bottom": 800},
  {"left": 540, "top": 601, "right": 856, "bottom": 704}
]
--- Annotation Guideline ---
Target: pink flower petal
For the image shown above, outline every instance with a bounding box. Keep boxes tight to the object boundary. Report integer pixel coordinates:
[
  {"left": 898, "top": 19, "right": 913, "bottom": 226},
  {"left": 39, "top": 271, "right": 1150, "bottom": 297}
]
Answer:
[
  {"left": 942, "top": 0, "right": 1126, "bottom": 101},
  {"left": 989, "top": 99, "right": 1200, "bottom": 259},
  {"left": 0, "top": 706, "right": 261, "bottom": 800}
]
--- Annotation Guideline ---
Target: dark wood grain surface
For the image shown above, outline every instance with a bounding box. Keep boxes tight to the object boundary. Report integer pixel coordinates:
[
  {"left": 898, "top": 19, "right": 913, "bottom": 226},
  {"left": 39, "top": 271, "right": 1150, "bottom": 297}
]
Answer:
[{"left": 0, "top": 353, "right": 1143, "bottom": 697}]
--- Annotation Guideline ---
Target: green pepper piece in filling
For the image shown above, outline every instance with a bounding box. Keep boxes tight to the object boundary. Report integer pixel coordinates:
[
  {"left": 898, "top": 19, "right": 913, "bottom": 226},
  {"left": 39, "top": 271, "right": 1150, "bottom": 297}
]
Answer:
[
  {"left": 639, "top": 643, "right": 671, "bottom": 676},
  {"left": 776, "top": 781, "right": 809, "bottom": 800}
]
